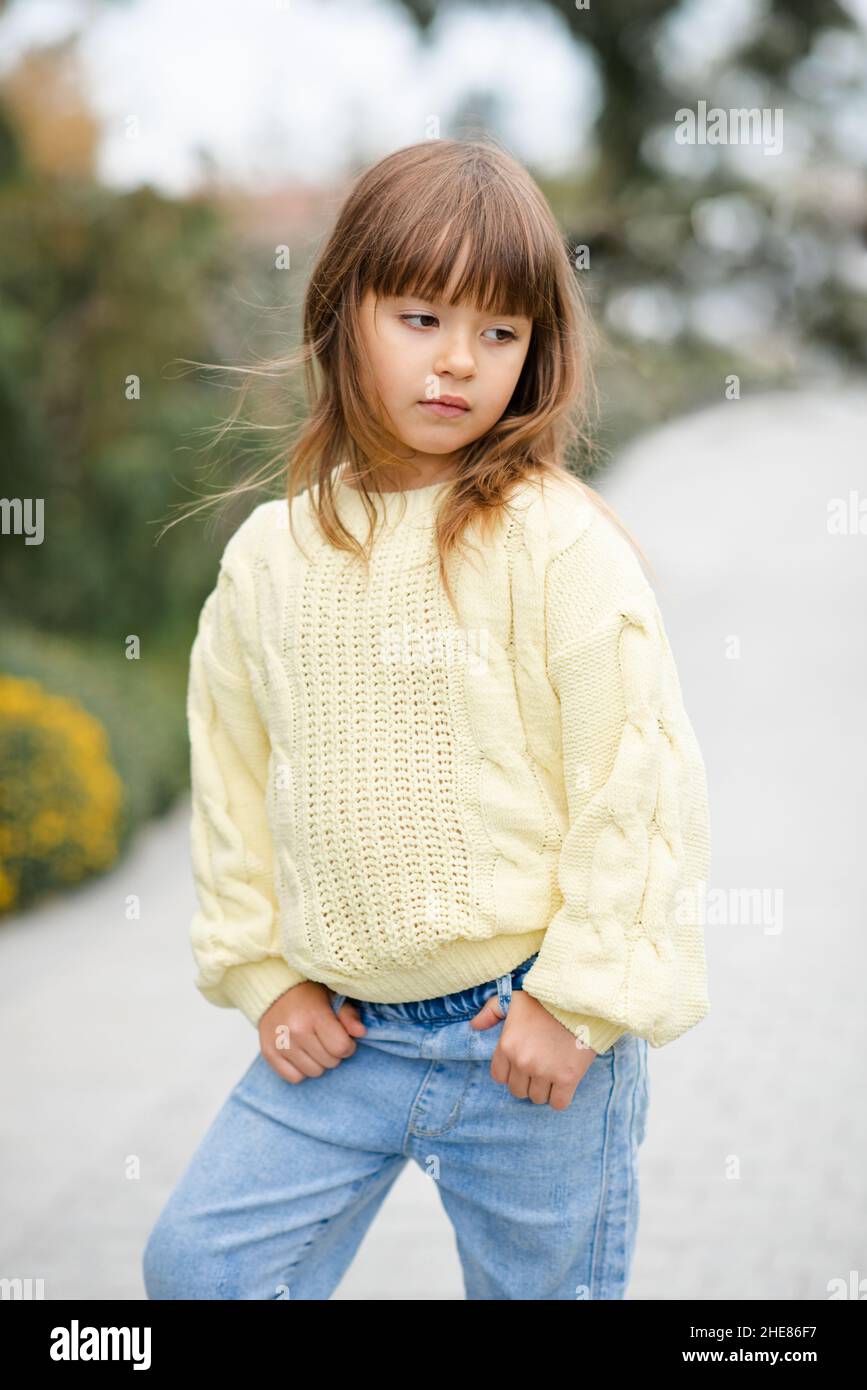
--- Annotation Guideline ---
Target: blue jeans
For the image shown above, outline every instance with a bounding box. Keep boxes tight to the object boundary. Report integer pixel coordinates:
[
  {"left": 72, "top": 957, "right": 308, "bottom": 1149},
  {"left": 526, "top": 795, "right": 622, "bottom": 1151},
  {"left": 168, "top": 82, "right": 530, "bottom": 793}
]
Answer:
[{"left": 143, "top": 952, "right": 650, "bottom": 1300}]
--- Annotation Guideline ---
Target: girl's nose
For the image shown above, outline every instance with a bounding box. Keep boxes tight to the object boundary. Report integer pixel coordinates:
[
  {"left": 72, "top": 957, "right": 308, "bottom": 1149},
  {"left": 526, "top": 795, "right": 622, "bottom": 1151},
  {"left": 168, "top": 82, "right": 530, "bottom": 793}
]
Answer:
[{"left": 433, "top": 337, "right": 475, "bottom": 378}]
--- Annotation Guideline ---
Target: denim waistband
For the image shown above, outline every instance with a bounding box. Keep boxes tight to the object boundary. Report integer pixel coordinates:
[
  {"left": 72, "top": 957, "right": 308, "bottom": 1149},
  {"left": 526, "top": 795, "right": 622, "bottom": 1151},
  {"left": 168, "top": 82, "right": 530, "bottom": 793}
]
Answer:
[{"left": 344, "top": 951, "right": 540, "bottom": 1025}]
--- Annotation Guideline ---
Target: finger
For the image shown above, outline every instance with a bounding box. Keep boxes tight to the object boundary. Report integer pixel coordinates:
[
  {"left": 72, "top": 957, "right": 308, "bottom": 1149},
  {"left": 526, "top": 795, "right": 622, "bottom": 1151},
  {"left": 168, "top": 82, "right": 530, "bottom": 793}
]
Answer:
[
  {"left": 311, "top": 1010, "right": 363, "bottom": 1065},
  {"left": 490, "top": 1047, "right": 511, "bottom": 1086},
  {"left": 527, "top": 1074, "right": 554, "bottom": 1106},
  {"left": 508, "top": 1066, "right": 531, "bottom": 1101},
  {"left": 336, "top": 1002, "right": 367, "bottom": 1036},
  {"left": 547, "top": 1081, "right": 577, "bottom": 1111},
  {"left": 265, "top": 1046, "right": 321, "bottom": 1083},
  {"left": 470, "top": 993, "right": 504, "bottom": 1029},
  {"left": 270, "top": 1027, "right": 331, "bottom": 1077},
  {"left": 298, "top": 1018, "right": 355, "bottom": 1069},
  {"left": 263, "top": 1053, "right": 303, "bottom": 1083}
]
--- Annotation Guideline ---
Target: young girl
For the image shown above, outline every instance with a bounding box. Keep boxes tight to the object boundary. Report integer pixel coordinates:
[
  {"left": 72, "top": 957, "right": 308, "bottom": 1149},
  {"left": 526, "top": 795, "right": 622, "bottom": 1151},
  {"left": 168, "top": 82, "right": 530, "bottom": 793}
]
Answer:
[{"left": 143, "top": 138, "right": 711, "bottom": 1301}]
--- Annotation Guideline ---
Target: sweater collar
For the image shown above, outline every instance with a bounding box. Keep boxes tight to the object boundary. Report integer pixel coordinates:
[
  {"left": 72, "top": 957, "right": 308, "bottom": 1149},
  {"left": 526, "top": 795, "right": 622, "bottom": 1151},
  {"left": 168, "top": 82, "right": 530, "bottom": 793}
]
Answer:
[{"left": 330, "top": 463, "right": 453, "bottom": 523}]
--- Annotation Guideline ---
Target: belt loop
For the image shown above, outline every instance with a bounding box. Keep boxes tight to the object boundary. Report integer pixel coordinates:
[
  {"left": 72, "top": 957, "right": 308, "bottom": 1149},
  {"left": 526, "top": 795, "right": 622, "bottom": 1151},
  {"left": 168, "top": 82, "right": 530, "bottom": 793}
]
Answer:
[{"left": 496, "top": 971, "right": 513, "bottom": 1017}]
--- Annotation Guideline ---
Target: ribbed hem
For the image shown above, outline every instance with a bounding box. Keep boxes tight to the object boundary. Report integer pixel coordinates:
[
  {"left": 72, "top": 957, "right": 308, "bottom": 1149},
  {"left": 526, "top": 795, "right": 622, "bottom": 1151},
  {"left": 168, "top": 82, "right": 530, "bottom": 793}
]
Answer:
[
  {"left": 525, "top": 998, "right": 628, "bottom": 1055},
  {"left": 519, "top": 918, "right": 634, "bottom": 1052},
  {"left": 283, "top": 931, "right": 547, "bottom": 1005},
  {"left": 219, "top": 958, "right": 308, "bottom": 1026},
  {"left": 215, "top": 943, "right": 629, "bottom": 1052}
]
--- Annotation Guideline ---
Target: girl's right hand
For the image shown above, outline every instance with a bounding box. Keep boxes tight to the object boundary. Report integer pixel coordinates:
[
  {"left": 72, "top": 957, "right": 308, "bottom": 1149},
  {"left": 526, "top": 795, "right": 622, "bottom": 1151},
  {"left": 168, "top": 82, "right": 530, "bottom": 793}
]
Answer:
[{"left": 258, "top": 981, "right": 367, "bottom": 1084}]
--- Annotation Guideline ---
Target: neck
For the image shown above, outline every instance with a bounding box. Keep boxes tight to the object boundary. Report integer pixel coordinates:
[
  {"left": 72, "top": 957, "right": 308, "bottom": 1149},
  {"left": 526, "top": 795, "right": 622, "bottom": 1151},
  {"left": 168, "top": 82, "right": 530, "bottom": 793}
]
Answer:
[{"left": 341, "top": 461, "right": 458, "bottom": 493}]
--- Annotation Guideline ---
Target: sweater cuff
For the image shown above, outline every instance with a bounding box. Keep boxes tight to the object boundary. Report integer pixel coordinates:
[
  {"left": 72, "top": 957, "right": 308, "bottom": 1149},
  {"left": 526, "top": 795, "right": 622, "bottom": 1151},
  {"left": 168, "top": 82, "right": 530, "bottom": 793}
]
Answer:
[
  {"left": 220, "top": 958, "right": 308, "bottom": 1026},
  {"left": 530, "top": 998, "right": 628, "bottom": 1055}
]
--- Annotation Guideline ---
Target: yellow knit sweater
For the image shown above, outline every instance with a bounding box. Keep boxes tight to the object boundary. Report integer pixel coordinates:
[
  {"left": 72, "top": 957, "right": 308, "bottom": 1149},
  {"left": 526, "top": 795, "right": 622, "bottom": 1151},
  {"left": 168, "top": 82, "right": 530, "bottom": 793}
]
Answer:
[{"left": 186, "top": 467, "right": 711, "bottom": 1055}]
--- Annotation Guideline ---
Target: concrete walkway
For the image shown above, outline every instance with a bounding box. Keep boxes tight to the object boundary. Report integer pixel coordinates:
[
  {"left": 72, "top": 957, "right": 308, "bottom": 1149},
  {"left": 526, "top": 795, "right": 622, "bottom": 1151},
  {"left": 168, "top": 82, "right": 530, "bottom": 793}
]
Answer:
[{"left": 2, "top": 386, "right": 865, "bottom": 1299}]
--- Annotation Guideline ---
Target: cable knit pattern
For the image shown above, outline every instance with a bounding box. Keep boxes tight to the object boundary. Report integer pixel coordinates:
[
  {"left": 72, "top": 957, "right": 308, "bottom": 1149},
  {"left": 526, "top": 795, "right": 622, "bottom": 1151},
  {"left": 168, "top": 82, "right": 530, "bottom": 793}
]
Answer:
[
  {"left": 185, "top": 468, "right": 711, "bottom": 1054},
  {"left": 518, "top": 518, "right": 712, "bottom": 1049}
]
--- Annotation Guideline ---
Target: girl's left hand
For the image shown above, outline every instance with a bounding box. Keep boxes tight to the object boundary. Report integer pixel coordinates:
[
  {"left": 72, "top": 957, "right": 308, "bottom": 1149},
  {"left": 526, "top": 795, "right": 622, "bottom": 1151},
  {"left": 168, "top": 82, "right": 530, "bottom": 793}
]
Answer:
[{"left": 470, "top": 989, "right": 597, "bottom": 1109}]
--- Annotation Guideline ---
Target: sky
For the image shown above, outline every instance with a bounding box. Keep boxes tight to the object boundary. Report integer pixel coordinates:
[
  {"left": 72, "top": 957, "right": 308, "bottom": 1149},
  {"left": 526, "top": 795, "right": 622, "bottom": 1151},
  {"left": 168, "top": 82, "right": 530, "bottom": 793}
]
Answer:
[
  {"left": 0, "top": 0, "right": 601, "bottom": 192},
  {"left": 1, "top": 0, "right": 865, "bottom": 195}
]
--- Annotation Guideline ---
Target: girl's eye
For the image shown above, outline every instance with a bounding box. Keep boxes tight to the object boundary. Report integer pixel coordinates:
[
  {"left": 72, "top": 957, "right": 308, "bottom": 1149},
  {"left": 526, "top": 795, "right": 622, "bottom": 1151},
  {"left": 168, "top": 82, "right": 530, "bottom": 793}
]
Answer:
[{"left": 400, "top": 314, "right": 518, "bottom": 343}]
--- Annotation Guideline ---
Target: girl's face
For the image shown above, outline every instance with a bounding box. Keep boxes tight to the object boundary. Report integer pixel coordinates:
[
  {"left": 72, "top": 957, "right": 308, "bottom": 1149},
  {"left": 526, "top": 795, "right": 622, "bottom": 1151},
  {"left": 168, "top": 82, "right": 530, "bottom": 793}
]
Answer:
[{"left": 356, "top": 269, "right": 533, "bottom": 477}]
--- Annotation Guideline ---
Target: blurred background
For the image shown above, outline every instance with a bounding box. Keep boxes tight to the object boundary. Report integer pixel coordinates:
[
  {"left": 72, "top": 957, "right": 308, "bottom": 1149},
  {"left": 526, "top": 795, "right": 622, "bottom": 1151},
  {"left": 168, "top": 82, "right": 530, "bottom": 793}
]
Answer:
[{"left": 1, "top": 0, "right": 865, "bottom": 1302}]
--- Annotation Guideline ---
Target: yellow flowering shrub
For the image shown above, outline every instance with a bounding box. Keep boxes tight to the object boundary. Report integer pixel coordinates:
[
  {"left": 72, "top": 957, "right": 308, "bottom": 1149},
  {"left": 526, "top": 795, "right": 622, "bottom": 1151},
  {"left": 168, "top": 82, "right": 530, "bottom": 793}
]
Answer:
[{"left": 0, "top": 674, "right": 124, "bottom": 912}]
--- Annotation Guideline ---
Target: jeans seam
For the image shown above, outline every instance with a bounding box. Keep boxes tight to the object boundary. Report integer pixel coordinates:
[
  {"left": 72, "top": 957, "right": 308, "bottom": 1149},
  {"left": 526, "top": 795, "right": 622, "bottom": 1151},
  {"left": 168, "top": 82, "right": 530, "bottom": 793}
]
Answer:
[
  {"left": 274, "top": 1164, "right": 396, "bottom": 1298},
  {"left": 588, "top": 1048, "right": 619, "bottom": 1299}
]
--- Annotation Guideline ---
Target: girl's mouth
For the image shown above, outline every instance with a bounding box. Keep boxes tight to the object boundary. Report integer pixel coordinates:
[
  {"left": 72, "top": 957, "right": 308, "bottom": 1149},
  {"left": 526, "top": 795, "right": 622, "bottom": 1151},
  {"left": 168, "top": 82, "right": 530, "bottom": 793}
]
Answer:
[{"left": 417, "top": 401, "right": 470, "bottom": 418}]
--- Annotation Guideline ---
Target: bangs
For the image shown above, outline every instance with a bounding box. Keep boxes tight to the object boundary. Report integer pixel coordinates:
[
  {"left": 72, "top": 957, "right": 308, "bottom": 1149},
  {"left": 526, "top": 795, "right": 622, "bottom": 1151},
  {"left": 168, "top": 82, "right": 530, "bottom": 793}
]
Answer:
[
  {"left": 288, "top": 137, "right": 599, "bottom": 590},
  {"left": 362, "top": 159, "right": 555, "bottom": 323}
]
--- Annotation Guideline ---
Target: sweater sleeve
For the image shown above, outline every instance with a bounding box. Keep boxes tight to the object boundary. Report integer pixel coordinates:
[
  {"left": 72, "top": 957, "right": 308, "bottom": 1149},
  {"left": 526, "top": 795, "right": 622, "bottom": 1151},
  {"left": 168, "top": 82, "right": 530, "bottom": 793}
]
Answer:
[
  {"left": 187, "top": 559, "right": 307, "bottom": 1026},
  {"left": 520, "top": 512, "right": 712, "bottom": 1054}
]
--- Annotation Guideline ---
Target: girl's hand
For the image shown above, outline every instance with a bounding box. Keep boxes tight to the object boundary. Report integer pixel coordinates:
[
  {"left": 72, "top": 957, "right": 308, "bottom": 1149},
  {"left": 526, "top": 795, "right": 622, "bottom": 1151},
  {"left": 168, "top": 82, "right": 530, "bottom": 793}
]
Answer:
[
  {"left": 258, "top": 981, "right": 366, "bottom": 1084},
  {"left": 470, "top": 990, "right": 597, "bottom": 1109}
]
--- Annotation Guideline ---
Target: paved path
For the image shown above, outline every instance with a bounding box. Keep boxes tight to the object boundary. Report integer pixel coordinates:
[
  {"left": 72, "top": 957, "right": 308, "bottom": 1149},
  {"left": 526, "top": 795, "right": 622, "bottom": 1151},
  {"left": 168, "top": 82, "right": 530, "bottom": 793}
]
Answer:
[{"left": 2, "top": 386, "right": 865, "bottom": 1299}]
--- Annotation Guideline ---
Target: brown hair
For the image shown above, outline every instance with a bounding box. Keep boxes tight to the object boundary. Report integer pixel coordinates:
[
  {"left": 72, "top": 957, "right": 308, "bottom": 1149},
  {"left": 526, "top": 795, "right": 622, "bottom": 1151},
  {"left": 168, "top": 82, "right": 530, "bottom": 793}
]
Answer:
[{"left": 160, "top": 136, "right": 653, "bottom": 611}]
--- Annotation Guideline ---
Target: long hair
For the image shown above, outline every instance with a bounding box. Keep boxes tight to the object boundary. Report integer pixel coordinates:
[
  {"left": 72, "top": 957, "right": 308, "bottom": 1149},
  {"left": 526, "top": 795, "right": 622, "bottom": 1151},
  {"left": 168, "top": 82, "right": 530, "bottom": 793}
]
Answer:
[{"left": 160, "top": 136, "right": 654, "bottom": 611}]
